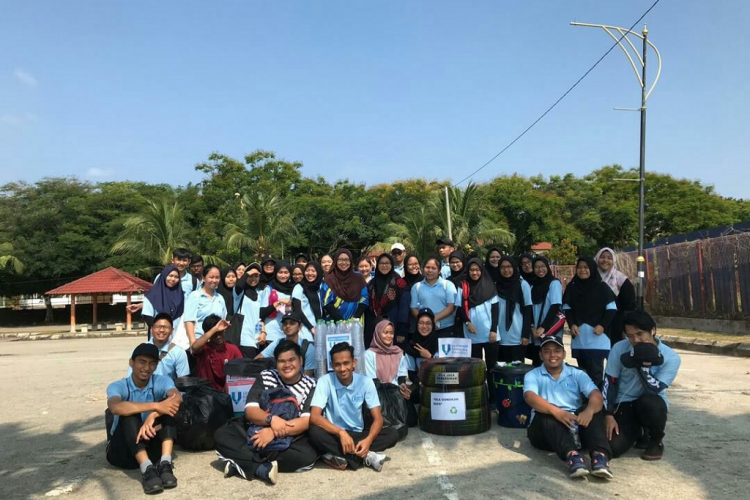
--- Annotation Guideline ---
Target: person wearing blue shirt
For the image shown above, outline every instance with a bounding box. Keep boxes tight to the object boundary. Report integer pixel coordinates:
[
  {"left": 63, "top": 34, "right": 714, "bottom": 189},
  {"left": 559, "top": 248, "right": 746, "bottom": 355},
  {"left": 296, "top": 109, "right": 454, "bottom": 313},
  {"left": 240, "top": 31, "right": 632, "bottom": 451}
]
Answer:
[
  {"left": 410, "top": 257, "right": 457, "bottom": 338},
  {"left": 183, "top": 264, "right": 228, "bottom": 345},
  {"left": 436, "top": 237, "right": 455, "bottom": 279},
  {"left": 528, "top": 257, "right": 565, "bottom": 367},
  {"left": 524, "top": 337, "right": 613, "bottom": 480},
  {"left": 603, "top": 310, "right": 681, "bottom": 461},
  {"left": 236, "top": 264, "right": 271, "bottom": 358},
  {"left": 256, "top": 311, "right": 316, "bottom": 376},
  {"left": 260, "top": 262, "right": 296, "bottom": 343},
  {"left": 291, "top": 261, "right": 324, "bottom": 339},
  {"left": 562, "top": 257, "right": 617, "bottom": 386},
  {"left": 127, "top": 313, "right": 189, "bottom": 380},
  {"left": 106, "top": 343, "right": 183, "bottom": 494},
  {"left": 309, "top": 342, "right": 399, "bottom": 472},
  {"left": 486, "top": 255, "right": 533, "bottom": 363}
]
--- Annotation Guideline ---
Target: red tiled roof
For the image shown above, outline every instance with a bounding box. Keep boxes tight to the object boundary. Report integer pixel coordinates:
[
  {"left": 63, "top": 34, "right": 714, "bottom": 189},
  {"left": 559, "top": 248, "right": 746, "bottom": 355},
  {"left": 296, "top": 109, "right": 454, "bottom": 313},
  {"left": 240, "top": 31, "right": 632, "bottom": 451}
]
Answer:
[
  {"left": 531, "top": 242, "right": 553, "bottom": 251},
  {"left": 46, "top": 267, "right": 153, "bottom": 295}
]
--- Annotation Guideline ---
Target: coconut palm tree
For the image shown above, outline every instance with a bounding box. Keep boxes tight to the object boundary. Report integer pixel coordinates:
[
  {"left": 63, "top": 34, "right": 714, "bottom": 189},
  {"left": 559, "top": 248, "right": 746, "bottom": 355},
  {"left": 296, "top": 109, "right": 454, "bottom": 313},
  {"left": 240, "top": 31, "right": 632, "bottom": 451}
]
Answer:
[
  {"left": 0, "top": 242, "right": 24, "bottom": 274},
  {"left": 384, "top": 206, "right": 441, "bottom": 261}
]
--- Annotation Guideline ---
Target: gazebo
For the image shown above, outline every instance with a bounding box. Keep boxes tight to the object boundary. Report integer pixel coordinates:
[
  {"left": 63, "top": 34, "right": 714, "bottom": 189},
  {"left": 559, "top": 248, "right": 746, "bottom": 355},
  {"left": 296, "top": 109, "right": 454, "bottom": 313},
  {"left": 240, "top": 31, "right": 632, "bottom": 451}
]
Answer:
[{"left": 46, "top": 267, "right": 152, "bottom": 333}]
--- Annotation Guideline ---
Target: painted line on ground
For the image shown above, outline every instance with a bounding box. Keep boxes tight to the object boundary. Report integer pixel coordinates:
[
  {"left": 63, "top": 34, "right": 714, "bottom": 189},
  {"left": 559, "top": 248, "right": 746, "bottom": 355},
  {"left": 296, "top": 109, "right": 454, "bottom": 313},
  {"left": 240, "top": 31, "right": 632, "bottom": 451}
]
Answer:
[{"left": 419, "top": 430, "right": 459, "bottom": 500}]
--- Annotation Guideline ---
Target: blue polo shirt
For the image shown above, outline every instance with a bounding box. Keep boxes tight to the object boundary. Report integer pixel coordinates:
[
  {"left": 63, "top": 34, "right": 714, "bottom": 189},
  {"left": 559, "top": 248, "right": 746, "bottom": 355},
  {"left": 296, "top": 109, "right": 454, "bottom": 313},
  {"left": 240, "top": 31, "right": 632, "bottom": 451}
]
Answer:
[
  {"left": 183, "top": 288, "right": 227, "bottom": 338},
  {"left": 264, "top": 289, "right": 292, "bottom": 343},
  {"left": 310, "top": 372, "right": 380, "bottom": 432},
  {"left": 410, "top": 278, "right": 457, "bottom": 329},
  {"left": 605, "top": 338, "right": 681, "bottom": 408},
  {"left": 531, "top": 280, "right": 563, "bottom": 345},
  {"left": 237, "top": 287, "right": 270, "bottom": 348},
  {"left": 126, "top": 340, "right": 189, "bottom": 380},
  {"left": 454, "top": 289, "right": 499, "bottom": 344},
  {"left": 440, "top": 262, "right": 451, "bottom": 279},
  {"left": 497, "top": 280, "right": 532, "bottom": 346},
  {"left": 394, "top": 265, "right": 405, "bottom": 277},
  {"left": 291, "top": 284, "right": 321, "bottom": 338},
  {"left": 523, "top": 363, "right": 599, "bottom": 423},
  {"left": 106, "top": 374, "right": 176, "bottom": 434},
  {"left": 260, "top": 335, "right": 316, "bottom": 372},
  {"left": 562, "top": 301, "right": 617, "bottom": 358}
]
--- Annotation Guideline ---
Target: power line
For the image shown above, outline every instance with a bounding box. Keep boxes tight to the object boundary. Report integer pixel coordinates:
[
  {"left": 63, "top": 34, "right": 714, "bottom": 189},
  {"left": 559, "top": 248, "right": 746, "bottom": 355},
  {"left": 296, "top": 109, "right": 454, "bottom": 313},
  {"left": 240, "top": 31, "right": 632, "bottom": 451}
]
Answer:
[{"left": 454, "top": 0, "right": 662, "bottom": 186}]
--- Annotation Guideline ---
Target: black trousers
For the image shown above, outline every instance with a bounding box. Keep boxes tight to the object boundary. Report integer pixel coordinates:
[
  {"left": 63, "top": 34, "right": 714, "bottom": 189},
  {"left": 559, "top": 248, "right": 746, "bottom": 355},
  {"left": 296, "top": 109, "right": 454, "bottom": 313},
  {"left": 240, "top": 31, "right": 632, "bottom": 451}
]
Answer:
[
  {"left": 214, "top": 420, "right": 319, "bottom": 477},
  {"left": 239, "top": 345, "right": 259, "bottom": 359},
  {"left": 471, "top": 342, "right": 499, "bottom": 404},
  {"left": 435, "top": 326, "right": 455, "bottom": 339},
  {"left": 106, "top": 414, "right": 177, "bottom": 470},
  {"left": 526, "top": 344, "right": 542, "bottom": 367},
  {"left": 498, "top": 344, "right": 526, "bottom": 364},
  {"left": 576, "top": 358, "right": 605, "bottom": 388},
  {"left": 527, "top": 411, "right": 611, "bottom": 461},
  {"left": 308, "top": 424, "right": 400, "bottom": 470},
  {"left": 609, "top": 393, "right": 668, "bottom": 457},
  {"left": 186, "top": 349, "right": 198, "bottom": 376}
]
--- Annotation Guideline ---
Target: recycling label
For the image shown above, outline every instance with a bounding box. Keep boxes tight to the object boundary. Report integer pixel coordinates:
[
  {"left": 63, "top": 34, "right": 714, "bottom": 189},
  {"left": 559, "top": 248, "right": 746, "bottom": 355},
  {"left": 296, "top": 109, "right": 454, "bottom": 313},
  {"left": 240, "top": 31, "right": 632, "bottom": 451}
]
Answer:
[{"left": 430, "top": 392, "right": 467, "bottom": 421}]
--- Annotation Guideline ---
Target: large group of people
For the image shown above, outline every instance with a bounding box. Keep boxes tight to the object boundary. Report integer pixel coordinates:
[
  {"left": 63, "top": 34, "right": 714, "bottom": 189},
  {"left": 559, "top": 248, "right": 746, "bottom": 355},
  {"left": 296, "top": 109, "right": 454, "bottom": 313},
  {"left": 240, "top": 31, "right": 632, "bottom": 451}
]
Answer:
[{"left": 107, "top": 239, "right": 680, "bottom": 493}]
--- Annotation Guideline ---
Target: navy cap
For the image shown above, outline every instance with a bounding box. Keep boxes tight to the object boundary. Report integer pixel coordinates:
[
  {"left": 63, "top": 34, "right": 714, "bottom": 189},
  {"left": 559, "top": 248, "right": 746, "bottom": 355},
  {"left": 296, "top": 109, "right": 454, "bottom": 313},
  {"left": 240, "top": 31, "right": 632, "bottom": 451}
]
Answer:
[
  {"left": 436, "top": 237, "right": 455, "bottom": 247},
  {"left": 540, "top": 336, "right": 565, "bottom": 349},
  {"left": 281, "top": 311, "right": 304, "bottom": 324},
  {"left": 131, "top": 343, "right": 160, "bottom": 361}
]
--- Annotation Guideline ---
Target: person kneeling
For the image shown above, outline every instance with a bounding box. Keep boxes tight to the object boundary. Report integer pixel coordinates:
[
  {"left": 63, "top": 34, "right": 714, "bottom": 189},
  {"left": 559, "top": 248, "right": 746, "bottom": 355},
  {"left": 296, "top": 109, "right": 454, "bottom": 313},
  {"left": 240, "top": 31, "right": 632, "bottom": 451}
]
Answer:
[
  {"left": 106, "top": 343, "right": 183, "bottom": 494},
  {"left": 214, "top": 340, "right": 318, "bottom": 485},
  {"left": 309, "top": 342, "right": 399, "bottom": 471},
  {"left": 523, "top": 337, "right": 613, "bottom": 479}
]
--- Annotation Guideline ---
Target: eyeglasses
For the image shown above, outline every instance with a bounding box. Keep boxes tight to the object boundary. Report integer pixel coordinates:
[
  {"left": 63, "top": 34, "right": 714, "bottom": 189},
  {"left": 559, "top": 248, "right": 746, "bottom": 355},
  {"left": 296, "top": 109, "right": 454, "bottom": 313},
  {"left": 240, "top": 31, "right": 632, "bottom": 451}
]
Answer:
[
  {"left": 417, "top": 321, "right": 433, "bottom": 327},
  {"left": 391, "top": 250, "right": 403, "bottom": 255}
]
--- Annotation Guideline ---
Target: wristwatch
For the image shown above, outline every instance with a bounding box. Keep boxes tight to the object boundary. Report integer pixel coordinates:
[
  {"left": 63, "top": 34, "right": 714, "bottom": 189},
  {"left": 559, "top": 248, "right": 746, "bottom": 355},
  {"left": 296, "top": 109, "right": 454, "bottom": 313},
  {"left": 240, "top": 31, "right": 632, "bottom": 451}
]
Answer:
[{"left": 265, "top": 414, "right": 274, "bottom": 426}]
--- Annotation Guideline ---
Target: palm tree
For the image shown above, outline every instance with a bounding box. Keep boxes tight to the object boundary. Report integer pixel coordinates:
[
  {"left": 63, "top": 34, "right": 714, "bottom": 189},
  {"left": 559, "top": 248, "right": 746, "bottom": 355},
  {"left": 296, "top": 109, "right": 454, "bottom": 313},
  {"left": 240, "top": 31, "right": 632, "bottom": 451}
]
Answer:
[
  {"left": 0, "top": 242, "right": 24, "bottom": 274},
  {"left": 224, "top": 190, "right": 298, "bottom": 260},
  {"left": 384, "top": 206, "right": 441, "bottom": 261},
  {"left": 111, "top": 198, "right": 192, "bottom": 268}
]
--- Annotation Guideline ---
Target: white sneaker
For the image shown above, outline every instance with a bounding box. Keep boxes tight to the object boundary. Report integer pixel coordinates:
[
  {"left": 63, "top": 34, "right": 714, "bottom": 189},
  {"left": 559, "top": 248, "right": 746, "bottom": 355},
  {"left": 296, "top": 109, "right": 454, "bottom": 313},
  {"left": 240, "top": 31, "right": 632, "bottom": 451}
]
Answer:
[{"left": 364, "top": 451, "right": 386, "bottom": 472}]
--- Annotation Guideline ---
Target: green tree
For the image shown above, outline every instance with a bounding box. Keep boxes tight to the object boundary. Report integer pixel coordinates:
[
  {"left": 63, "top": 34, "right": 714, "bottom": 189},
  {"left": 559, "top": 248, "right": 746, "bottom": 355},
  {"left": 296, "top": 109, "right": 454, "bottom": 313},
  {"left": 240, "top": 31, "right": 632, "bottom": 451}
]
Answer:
[
  {"left": 384, "top": 206, "right": 441, "bottom": 260},
  {"left": 546, "top": 238, "right": 578, "bottom": 265},
  {"left": 0, "top": 242, "right": 24, "bottom": 273}
]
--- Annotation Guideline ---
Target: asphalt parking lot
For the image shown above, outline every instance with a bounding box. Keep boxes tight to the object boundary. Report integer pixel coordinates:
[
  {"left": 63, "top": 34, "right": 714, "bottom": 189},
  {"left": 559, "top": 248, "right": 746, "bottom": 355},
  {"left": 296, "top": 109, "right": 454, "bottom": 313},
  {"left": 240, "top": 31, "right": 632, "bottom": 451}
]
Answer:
[{"left": 0, "top": 337, "right": 748, "bottom": 500}]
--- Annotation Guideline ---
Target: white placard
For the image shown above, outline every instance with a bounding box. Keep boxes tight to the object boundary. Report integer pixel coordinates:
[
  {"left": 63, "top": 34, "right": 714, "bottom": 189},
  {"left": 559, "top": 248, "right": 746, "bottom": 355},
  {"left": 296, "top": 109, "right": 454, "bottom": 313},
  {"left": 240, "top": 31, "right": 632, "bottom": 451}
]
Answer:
[
  {"left": 430, "top": 391, "right": 466, "bottom": 421},
  {"left": 227, "top": 375, "right": 256, "bottom": 414},
  {"left": 437, "top": 337, "right": 472, "bottom": 358},
  {"left": 326, "top": 333, "right": 352, "bottom": 371}
]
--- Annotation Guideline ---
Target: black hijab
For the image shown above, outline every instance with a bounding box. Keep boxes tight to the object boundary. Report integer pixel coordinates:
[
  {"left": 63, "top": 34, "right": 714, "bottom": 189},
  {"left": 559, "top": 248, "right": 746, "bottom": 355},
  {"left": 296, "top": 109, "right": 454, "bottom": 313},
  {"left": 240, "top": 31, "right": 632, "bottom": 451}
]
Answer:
[
  {"left": 405, "top": 308, "right": 439, "bottom": 359},
  {"left": 301, "top": 261, "right": 324, "bottom": 320},
  {"left": 495, "top": 255, "right": 525, "bottom": 331},
  {"left": 259, "top": 255, "right": 276, "bottom": 286},
  {"left": 269, "top": 261, "right": 295, "bottom": 296},
  {"left": 295, "top": 253, "right": 310, "bottom": 265},
  {"left": 369, "top": 253, "right": 406, "bottom": 317},
  {"left": 518, "top": 252, "right": 536, "bottom": 284},
  {"left": 484, "top": 247, "right": 503, "bottom": 287},
  {"left": 144, "top": 265, "right": 184, "bottom": 320},
  {"left": 372, "top": 253, "right": 400, "bottom": 298},
  {"left": 464, "top": 258, "right": 497, "bottom": 308},
  {"left": 447, "top": 250, "right": 467, "bottom": 288},
  {"left": 242, "top": 263, "right": 263, "bottom": 301},
  {"left": 562, "top": 256, "right": 616, "bottom": 326},
  {"left": 530, "top": 256, "right": 558, "bottom": 305},
  {"left": 403, "top": 255, "right": 423, "bottom": 289},
  {"left": 217, "top": 267, "right": 239, "bottom": 313}
]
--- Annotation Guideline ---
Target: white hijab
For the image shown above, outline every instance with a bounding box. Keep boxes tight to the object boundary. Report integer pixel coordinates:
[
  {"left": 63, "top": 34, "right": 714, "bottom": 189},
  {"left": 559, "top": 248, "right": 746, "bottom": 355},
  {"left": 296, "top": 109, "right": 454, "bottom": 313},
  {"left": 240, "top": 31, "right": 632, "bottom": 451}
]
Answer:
[{"left": 594, "top": 247, "right": 628, "bottom": 296}]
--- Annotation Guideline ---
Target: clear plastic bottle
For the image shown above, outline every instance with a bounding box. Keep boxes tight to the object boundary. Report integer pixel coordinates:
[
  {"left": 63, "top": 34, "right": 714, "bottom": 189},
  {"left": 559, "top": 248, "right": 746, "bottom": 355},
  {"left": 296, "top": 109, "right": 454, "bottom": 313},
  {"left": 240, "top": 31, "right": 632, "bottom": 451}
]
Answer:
[
  {"left": 315, "top": 320, "right": 328, "bottom": 379},
  {"left": 569, "top": 422, "right": 581, "bottom": 449},
  {"left": 351, "top": 319, "right": 366, "bottom": 374}
]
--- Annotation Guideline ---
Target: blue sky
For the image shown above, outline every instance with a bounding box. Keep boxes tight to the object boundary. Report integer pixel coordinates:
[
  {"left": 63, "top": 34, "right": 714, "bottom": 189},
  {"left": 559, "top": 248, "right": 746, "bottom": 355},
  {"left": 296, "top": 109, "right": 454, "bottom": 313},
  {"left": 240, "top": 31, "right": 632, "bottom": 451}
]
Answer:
[{"left": 1, "top": 1, "right": 747, "bottom": 198}]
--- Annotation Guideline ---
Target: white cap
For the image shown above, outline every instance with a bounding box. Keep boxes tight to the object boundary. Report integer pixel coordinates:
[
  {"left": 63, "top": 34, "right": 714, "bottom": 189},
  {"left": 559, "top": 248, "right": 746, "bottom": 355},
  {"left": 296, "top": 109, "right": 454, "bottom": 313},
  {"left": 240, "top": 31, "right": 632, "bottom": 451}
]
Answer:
[{"left": 391, "top": 243, "right": 406, "bottom": 252}]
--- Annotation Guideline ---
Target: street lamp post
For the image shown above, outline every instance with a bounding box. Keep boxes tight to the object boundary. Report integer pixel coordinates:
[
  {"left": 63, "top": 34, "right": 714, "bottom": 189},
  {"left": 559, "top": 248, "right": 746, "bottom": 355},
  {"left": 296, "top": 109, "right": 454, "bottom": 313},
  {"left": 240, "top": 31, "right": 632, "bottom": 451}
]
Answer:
[{"left": 571, "top": 22, "right": 662, "bottom": 310}]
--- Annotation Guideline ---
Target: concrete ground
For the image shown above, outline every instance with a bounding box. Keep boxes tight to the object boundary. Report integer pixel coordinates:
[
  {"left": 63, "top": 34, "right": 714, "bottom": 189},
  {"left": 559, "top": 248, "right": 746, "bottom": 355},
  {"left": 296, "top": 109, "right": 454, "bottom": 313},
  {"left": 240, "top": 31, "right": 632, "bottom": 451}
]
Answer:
[{"left": 0, "top": 337, "right": 748, "bottom": 500}]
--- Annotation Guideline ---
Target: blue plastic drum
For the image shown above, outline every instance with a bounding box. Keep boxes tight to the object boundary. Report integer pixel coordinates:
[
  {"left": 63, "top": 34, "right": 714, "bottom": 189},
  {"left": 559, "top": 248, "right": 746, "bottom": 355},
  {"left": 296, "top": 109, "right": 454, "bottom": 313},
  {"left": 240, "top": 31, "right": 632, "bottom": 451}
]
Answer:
[{"left": 491, "top": 363, "right": 534, "bottom": 428}]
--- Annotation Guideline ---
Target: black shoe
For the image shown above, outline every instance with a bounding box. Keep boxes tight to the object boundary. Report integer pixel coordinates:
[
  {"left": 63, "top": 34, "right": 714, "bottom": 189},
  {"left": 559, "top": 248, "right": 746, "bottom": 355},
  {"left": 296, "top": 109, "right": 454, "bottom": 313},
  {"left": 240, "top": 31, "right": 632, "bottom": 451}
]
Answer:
[
  {"left": 141, "top": 464, "right": 163, "bottom": 494},
  {"left": 254, "top": 461, "right": 278, "bottom": 485},
  {"left": 158, "top": 461, "right": 177, "bottom": 489},
  {"left": 634, "top": 429, "right": 650, "bottom": 449},
  {"left": 641, "top": 442, "right": 664, "bottom": 461}
]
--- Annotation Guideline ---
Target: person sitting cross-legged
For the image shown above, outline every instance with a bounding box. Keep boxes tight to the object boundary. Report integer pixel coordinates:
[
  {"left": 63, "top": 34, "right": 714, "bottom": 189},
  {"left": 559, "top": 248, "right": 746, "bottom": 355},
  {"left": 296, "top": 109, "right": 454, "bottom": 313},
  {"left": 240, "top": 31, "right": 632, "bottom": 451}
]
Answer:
[
  {"left": 308, "top": 342, "right": 400, "bottom": 472},
  {"left": 523, "top": 337, "right": 614, "bottom": 479},
  {"left": 106, "top": 343, "right": 183, "bottom": 494},
  {"left": 214, "top": 340, "right": 319, "bottom": 485}
]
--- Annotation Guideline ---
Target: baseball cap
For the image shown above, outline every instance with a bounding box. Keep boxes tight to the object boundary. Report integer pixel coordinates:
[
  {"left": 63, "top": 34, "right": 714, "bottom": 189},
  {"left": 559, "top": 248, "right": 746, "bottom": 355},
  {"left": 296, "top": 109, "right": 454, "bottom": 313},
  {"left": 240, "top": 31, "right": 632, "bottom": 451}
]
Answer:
[
  {"left": 131, "top": 343, "right": 160, "bottom": 361},
  {"left": 391, "top": 243, "right": 406, "bottom": 252},
  {"left": 436, "top": 237, "right": 455, "bottom": 247},
  {"left": 281, "top": 311, "right": 304, "bottom": 324},
  {"left": 540, "top": 336, "right": 565, "bottom": 349}
]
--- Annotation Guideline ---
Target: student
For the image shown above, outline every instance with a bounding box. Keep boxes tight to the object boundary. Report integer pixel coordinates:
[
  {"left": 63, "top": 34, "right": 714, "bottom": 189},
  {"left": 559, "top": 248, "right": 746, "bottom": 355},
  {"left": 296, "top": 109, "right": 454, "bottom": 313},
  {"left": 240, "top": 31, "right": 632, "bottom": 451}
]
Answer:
[
  {"left": 106, "top": 343, "right": 182, "bottom": 494},
  {"left": 256, "top": 312, "right": 316, "bottom": 377},
  {"left": 215, "top": 340, "right": 318, "bottom": 485},
  {"left": 261, "top": 261, "right": 296, "bottom": 343},
  {"left": 403, "top": 308, "right": 438, "bottom": 370},
  {"left": 518, "top": 252, "right": 536, "bottom": 283},
  {"left": 141, "top": 265, "right": 184, "bottom": 341},
  {"left": 233, "top": 262, "right": 246, "bottom": 281},
  {"left": 183, "top": 265, "right": 228, "bottom": 348},
  {"left": 603, "top": 310, "right": 681, "bottom": 461},
  {"left": 320, "top": 254, "right": 334, "bottom": 275},
  {"left": 485, "top": 247, "right": 502, "bottom": 277},
  {"left": 364, "top": 320, "right": 409, "bottom": 386},
  {"left": 390, "top": 243, "right": 406, "bottom": 277},
  {"left": 185, "top": 254, "right": 205, "bottom": 301},
  {"left": 295, "top": 253, "right": 310, "bottom": 266},
  {"left": 217, "top": 267, "right": 243, "bottom": 315},
  {"left": 309, "top": 342, "right": 399, "bottom": 471},
  {"left": 236, "top": 263, "right": 271, "bottom": 358},
  {"left": 403, "top": 255, "right": 423, "bottom": 291},
  {"left": 489, "top": 256, "right": 533, "bottom": 363},
  {"left": 436, "top": 237, "right": 456, "bottom": 279},
  {"left": 409, "top": 257, "right": 457, "bottom": 338},
  {"left": 128, "top": 248, "right": 192, "bottom": 314},
  {"left": 127, "top": 313, "right": 189, "bottom": 380},
  {"left": 292, "top": 261, "right": 324, "bottom": 338},
  {"left": 291, "top": 264, "right": 305, "bottom": 285},
  {"left": 595, "top": 247, "right": 636, "bottom": 346},
  {"left": 447, "top": 250, "right": 467, "bottom": 337},
  {"left": 356, "top": 255, "right": 374, "bottom": 284},
  {"left": 524, "top": 337, "right": 613, "bottom": 479},
  {"left": 259, "top": 255, "right": 277, "bottom": 287},
  {"left": 192, "top": 314, "right": 243, "bottom": 392},
  {"left": 562, "top": 257, "right": 617, "bottom": 386},
  {"left": 320, "top": 249, "right": 369, "bottom": 321},
  {"left": 365, "top": 253, "right": 410, "bottom": 348},
  {"left": 455, "top": 259, "right": 500, "bottom": 402},
  {"left": 528, "top": 256, "right": 564, "bottom": 367}
]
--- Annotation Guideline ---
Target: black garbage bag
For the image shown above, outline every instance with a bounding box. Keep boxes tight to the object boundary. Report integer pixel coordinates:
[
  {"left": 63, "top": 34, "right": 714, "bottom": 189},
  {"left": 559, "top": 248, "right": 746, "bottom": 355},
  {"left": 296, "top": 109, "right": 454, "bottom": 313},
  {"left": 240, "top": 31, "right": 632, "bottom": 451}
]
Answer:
[
  {"left": 175, "top": 386, "right": 234, "bottom": 451},
  {"left": 224, "top": 358, "right": 275, "bottom": 378},
  {"left": 364, "top": 382, "right": 409, "bottom": 441}
]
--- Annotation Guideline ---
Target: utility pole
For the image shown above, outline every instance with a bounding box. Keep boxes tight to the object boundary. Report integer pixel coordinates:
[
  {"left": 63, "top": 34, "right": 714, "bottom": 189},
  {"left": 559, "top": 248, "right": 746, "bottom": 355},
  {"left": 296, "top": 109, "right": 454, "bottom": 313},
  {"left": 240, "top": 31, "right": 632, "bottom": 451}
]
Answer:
[{"left": 445, "top": 186, "right": 453, "bottom": 241}]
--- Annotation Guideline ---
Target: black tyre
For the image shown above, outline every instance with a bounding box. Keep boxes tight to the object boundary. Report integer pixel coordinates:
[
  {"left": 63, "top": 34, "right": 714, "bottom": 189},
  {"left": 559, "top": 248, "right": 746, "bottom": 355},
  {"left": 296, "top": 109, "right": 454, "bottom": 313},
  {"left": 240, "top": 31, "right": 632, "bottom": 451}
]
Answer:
[
  {"left": 420, "top": 385, "right": 488, "bottom": 411},
  {"left": 420, "top": 357, "right": 486, "bottom": 388},
  {"left": 418, "top": 406, "right": 491, "bottom": 436}
]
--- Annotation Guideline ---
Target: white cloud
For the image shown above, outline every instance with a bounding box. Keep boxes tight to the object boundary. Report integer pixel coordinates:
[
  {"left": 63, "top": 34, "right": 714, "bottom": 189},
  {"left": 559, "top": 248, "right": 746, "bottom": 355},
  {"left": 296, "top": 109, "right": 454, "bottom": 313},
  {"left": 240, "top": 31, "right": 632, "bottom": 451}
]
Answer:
[
  {"left": 0, "top": 112, "right": 37, "bottom": 126},
  {"left": 13, "top": 68, "right": 38, "bottom": 87},
  {"left": 87, "top": 167, "right": 115, "bottom": 178}
]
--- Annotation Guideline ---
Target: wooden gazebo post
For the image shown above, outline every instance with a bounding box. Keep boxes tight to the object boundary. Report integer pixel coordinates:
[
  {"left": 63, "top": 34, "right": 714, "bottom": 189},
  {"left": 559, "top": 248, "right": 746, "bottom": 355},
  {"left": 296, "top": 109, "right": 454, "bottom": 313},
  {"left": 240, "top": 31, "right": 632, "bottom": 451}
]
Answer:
[
  {"left": 126, "top": 292, "right": 132, "bottom": 331},
  {"left": 92, "top": 293, "right": 98, "bottom": 326},
  {"left": 70, "top": 294, "right": 77, "bottom": 333}
]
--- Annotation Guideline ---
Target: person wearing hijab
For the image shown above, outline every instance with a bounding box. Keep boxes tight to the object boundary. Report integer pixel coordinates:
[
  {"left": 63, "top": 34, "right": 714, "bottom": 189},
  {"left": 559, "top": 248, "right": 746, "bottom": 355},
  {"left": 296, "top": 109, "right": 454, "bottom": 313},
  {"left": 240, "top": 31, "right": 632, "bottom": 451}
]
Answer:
[
  {"left": 295, "top": 253, "right": 309, "bottom": 266},
  {"left": 320, "top": 249, "right": 369, "bottom": 321},
  {"left": 319, "top": 254, "right": 334, "bottom": 275},
  {"left": 292, "top": 261, "right": 324, "bottom": 337},
  {"left": 485, "top": 247, "right": 503, "bottom": 284},
  {"left": 259, "top": 255, "right": 276, "bottom": 287},
  {"left": 291, "top": 264, "right": 305, "bottom": 284},
  {"left": 142, "top": 265, "right": 185, "bottom": 341},
  {"left": 528, "top": 256, "right": 564, "bottom": 367},
  {"left": 595, "top": 247, "right": 636, "bottom": 346},
  {"left": 403, "top": 255, "right": 423, "bottom": 290},
  {"left": 447, "top": 250, "right": 467, "bottom": 337},
  {"left": 403, "top": 308, "right": 438, "bottom": 370},
  {"left": 492, "top": 256, "right": 534, "bottom": 364},
  {"left": 518, "top": 252, "right": 536, "bottom": 284},
  {"left": 260, "top": 261, "right": 298, "bottom": 343},
  {"left": 233, "top": 262, "right": 246, "bottom": 281},
  {"left": 563, "top": 256, "right": 617, "bottom": 386},
  {"left": 455, "top": 259, "right": 500, "bottom": 403},
  {"left": 409, "top": 257, "right": 457, "bottom": 338},
  {"left": 236, "top": 263, "right": 271, "bottom": 358},
  {"left": 364, "top": 320, "right": 409, "bottom": 386},
  {"left": 217, "top": 267, "right": 243, "bottom": 315},
  {"left": 365, "top": 253, "right": 410, "bottom": 349}
]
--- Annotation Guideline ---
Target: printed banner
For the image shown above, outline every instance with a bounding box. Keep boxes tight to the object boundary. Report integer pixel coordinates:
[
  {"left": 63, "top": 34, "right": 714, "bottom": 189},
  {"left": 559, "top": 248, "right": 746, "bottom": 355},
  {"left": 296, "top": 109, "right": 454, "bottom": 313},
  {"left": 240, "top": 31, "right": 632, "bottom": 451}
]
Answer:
[
  {"left": 437, "top": 337, "right": 472, "bottom": 358},
  {"left": 430, "top": 391, "right": 467, "bottom": 421},
  {"left": 227, "top": 375, "right": 256, "bottom": 415},
  {"left": 326, "top": 333, "right": 352, "bottom": 371}
]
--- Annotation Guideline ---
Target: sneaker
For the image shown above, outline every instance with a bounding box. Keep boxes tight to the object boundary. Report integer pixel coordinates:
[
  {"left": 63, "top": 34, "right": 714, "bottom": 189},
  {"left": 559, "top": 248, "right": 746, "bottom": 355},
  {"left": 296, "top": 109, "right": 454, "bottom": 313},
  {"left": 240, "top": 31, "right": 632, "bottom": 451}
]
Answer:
[
  {"left": 634, "top": 428, "right": 650, "bottom": 449},
  {"left": 223, "top": 461, "right": 238, "bottom": 479},
  {"left": 641, "top": 442, "right": 664, "bottom": 461},
  {"left": 566, "top": 453, "right": 590, "bottom": 479},
  {"left": 364, "top": 451, "right": 386, "bottom": 472},
  {"left": 254, "top": 461, "right": 278, "bottom": 485},
  {"left": 321, "top": 453, "right": 348, "bottom": 471},
  {"left": 141, "top": 464, "right": 163, "bottom": 494},
  {"left": 158, "top": 461, "right": 177, "bottom": 489},
  {"left": 590, "top": 453, "right": 613, "bottom": 479}
]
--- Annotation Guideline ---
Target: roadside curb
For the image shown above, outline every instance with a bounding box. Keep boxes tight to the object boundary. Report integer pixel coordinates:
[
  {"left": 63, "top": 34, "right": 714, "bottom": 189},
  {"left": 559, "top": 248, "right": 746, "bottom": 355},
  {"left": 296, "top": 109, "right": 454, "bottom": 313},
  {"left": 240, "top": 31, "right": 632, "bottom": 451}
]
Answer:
[
  {"left": 0, "top": 330, "right": 147, "bottom": 341},
  {"left": 660, "top": 335, "right": 750, "bottom": 358}
]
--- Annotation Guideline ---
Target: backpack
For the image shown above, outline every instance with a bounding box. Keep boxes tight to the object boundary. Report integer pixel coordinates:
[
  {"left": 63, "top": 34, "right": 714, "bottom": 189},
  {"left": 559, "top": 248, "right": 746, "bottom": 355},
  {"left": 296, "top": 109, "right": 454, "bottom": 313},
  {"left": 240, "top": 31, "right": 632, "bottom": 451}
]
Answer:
[{"left": 246, "top": 386, "right": 301, "bottom": 456}]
